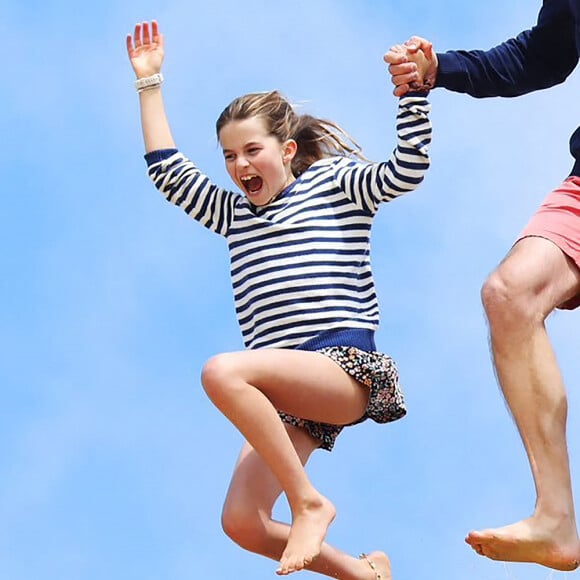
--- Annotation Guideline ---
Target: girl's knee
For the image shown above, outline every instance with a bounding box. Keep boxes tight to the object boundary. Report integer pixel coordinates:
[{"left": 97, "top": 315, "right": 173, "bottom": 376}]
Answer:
[
  {"left": 200, "top": 353, "right": 237, "bottom": 397},
  {"left": 221, "top": 504, "right": 270, "bottom": 553}
]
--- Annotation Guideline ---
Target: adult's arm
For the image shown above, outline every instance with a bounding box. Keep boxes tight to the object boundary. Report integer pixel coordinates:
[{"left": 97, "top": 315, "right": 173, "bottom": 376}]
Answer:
[{"left": 437, "top": 0, "right": 578, "bottom": 97}]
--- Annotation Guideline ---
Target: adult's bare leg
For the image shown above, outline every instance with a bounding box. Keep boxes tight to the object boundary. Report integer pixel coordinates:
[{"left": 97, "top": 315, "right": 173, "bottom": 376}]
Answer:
[
  {"left": 466, "top": 236, "right": 580, "bottom": 571},
  {"left": 201, "top": 348, "right": 371, "bottom": 574},
  {"left": 221, "top": 426, "right": 391, "bottom": 579}
]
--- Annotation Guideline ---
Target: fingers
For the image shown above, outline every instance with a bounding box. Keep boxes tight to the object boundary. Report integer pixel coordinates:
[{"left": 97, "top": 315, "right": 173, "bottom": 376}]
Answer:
[
  {"left": 125, "top": 33, "right": 134, "bottom": 55},
  {"left": 142, "top": 22, "right": 150, "bottom": 45},
  {"left": 383, "top": 46, "right": 419, "bottom": 97},
  {"left": 404, "top": 35, "right": 433, "bottom": 53},
  {"left": 393, "top": 84, "right": 411, "bottom": 97},
  {"left": 130, "top": 21, "right": 160, "bottom": 49},
  {"left": 133, "top": 22, "right": 142, "bottom": 48},
  {"left": 151, "top": 20, "right": 164, "bottom": 48},
  {"left": 383, "top": 45, "right": 407, "bottom": 65},
  {"left": 388, "top": 62, "right": 417, "bottom": 77},
  {"left": 390, "top": 62, "right": 419, "bottom": 88},
  {"left": 385, "top": 36, "right": 435, "bottom": 96}
]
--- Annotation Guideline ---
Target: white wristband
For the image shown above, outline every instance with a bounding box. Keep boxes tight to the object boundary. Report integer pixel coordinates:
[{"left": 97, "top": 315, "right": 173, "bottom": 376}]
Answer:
[{"left": 135, "top": 73, "right": 164, "bottom": 92}]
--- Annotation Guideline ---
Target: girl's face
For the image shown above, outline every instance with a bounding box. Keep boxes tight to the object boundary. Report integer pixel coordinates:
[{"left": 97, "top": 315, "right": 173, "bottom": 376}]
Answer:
[{"left": 219, "top": 116, "right": 297, "bottom": 206}]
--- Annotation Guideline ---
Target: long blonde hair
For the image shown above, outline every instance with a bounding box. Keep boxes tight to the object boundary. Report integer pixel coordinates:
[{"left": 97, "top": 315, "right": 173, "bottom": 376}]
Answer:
[{"left": 216, "top": 90, "right": 366, "bottom": 177}]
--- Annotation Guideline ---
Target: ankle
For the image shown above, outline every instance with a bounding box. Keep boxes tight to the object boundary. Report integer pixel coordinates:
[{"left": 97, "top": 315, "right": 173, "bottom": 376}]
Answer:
[
  {"left": 359, "top": 554, "right": 379, "bottom": 580},
  {"left": 533, "top": 504, "right": 577, "bottom": 523},
  {"left": 290, "top": 490, "right": 326, "bottom": 514},
  {"left": 358, "top": 552, "right": 390, "bottom": 580}
]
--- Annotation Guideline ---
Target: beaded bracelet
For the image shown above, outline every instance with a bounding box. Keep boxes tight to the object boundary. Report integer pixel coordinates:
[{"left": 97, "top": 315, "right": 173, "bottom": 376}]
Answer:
[{"left": 134, "top": 73, "right": 164, "bottom": 92}]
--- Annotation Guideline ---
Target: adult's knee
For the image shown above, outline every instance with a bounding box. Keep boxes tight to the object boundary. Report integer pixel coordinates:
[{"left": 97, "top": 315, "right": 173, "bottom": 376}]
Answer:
[
  {"left": 221, "top": 503, "right": 269, "bottom": 554},
  {"left": 481, "top": 269, "right": 510, "bottom": 312},
  {"left": 481, "top": 268, "right": 535, "bottom": 327}
]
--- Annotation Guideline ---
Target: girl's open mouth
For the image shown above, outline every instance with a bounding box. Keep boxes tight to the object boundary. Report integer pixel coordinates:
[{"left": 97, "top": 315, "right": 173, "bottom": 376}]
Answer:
[{"left": 241, "top": 175, "right": 263, "bottom": 195}]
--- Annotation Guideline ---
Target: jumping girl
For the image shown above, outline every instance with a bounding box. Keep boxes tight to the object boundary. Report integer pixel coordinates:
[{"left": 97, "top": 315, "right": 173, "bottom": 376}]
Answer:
[{"left": 127, "top": 20, "right": 431, "bottom": 580}]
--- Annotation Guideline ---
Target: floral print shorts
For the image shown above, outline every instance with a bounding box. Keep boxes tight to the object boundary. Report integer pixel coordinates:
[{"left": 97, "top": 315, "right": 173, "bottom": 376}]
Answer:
[{"left": 278, "top": 346, "right": 406, "bottom": 451}]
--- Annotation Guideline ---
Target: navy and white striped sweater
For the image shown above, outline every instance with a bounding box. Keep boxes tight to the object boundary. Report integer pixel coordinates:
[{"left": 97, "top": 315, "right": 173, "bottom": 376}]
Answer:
[{"left": 145, "top": 95, "right": 431, "bottom": 350}]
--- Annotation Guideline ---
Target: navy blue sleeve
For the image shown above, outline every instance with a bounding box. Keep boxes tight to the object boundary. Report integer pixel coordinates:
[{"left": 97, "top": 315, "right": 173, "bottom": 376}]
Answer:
[
  {"left": 435, "top": 0, "right": 578, "bottom": 98},
  {"left": 144, "top": 148, "right": 179, "bottom": 165}
]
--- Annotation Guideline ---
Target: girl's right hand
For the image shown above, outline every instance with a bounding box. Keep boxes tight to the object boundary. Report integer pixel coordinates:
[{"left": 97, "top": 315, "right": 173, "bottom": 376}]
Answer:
[
  {"left": 126, "top": 20, "right": 164, "bottom": 79},
  {"left": 384, "top": 36, "right": 438, "bottom": 97}
]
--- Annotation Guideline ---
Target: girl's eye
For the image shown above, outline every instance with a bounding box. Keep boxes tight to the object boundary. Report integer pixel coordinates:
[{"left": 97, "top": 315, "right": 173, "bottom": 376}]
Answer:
[
  {"left": 248, "top": 147, "right": 260, "bottom": 155},
  {"left": 224, "top": 154, "right": 235, "bottom": 162}
]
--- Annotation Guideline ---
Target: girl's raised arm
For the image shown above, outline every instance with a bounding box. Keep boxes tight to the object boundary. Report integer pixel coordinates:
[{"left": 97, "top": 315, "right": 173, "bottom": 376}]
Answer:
[{"left": 126, "top": 20, "right": 176, "bottom": 153}]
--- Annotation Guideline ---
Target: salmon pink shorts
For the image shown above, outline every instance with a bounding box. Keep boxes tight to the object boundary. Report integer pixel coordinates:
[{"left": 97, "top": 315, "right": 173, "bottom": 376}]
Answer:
[{"left": 517, "top": 176, "right": 580, "bottom": 310}]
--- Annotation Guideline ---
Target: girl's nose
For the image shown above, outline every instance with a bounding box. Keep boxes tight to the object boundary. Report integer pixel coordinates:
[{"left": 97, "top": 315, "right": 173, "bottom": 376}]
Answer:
[{"left": 237, "top": 156, "right": 250, "bottom": 168}]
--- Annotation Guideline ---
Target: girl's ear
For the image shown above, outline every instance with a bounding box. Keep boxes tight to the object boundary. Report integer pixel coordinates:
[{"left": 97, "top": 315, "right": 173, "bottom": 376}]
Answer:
[{"left": 283, "top": 139, "right": 298, "bottom": 163}]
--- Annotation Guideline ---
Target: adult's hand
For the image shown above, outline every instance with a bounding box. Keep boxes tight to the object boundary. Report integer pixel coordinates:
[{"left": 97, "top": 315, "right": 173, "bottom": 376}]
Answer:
[{"left": 384, "top": 36, "right": 438, "bottom": 97}]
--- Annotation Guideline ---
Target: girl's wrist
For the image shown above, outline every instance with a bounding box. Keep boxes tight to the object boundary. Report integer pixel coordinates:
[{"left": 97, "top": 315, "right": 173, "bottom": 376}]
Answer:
[
  {"left": 134, "top": 73, "right": 164, "bottom": 92},
  {"left": 135, "top": 70, "right": 162, "bottom": 79}
]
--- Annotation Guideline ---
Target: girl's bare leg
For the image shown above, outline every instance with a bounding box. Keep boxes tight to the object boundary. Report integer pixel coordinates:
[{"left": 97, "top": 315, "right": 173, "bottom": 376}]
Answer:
[
  {"left": 201, "top": 348, "right": 371, "bottom": 574},
  {"left": 222, "top": 427, "right": 391, "bottom": 580}
]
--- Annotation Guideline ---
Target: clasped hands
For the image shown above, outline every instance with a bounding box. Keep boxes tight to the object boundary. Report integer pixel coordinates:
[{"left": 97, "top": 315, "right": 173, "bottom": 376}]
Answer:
[{"left": 383, "top": 36, "right": 438, "bottom": 97}]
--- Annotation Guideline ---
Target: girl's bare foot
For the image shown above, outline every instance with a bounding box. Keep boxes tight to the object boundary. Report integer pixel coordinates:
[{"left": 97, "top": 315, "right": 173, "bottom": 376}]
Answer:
[
  {"left": 360, "top": 551, "right": 392, "bottom": 580},
  {"left": 465, "top": 515, "right": 580, "bottom": 571},
  {"left": 276, "top": 496, "right": 336, "bottom": 575}
]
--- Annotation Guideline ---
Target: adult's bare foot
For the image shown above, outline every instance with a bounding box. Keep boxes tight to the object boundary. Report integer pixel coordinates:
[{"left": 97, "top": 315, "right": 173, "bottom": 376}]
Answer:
[
  {"left": 465, "top": 516, "right": 580, "bottom": 571},
  {"left": 276, "top": 496, "right": 336, "bottom": 575},
  {"left": 359, "top": 551, "right": 392, "bottom": 580}
]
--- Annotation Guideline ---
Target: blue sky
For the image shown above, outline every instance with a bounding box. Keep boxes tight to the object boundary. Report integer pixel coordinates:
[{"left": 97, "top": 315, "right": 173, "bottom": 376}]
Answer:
[{"left": 2, "top": 1, "right": 580, "bottom": 579}]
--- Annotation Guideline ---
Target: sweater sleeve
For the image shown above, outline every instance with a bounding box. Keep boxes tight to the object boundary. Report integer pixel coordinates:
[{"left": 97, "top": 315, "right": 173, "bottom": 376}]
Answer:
[
  {"left": 145, "top": 149, "right": 240, "bottom": 236},
  {"left": 335, "top": 94, "right": 431, "bottom": 214},
  {"left": 436, "top": 0, "right": 578, "bottom": 98}
]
